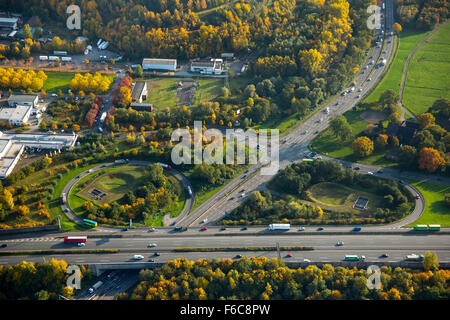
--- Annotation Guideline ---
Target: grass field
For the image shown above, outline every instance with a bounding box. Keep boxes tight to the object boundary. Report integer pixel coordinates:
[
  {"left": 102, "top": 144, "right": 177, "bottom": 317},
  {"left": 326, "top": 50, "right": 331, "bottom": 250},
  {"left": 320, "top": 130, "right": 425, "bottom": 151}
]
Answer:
[
  {"left": 403, "top": 23, "right": 450, "bottom": 115},
  {"left": 308, "top": 182, "right": 384, "bottom": 215},
  {"left": 365, "top": 29, "right": 430, "bottom": 103},
  {"left": 405, "top": 179, "right": 450, "bottom": 227},
  {"left": 309, "top": 109, "right": 397, "bottom": 166},
  {"left": 42, "top": 71, "right": 75, "bottom": 93}
]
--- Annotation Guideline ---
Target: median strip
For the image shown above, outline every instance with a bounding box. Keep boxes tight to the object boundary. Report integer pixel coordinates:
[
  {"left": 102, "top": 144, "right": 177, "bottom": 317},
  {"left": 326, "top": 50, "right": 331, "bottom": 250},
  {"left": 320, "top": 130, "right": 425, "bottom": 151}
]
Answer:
[{"left": 173, "top": 246, "right": 314, "bottom": 252}]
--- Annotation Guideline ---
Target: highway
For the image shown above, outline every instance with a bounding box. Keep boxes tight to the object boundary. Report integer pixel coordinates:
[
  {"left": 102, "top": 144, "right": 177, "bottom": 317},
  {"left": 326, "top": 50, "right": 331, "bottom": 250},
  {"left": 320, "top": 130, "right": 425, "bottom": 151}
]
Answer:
[
  {"left": 175, "top": 1, "right": 402, "bottom": 228},
  {"left": 1, "top": 234, "right": 450, "bottom": 265}
]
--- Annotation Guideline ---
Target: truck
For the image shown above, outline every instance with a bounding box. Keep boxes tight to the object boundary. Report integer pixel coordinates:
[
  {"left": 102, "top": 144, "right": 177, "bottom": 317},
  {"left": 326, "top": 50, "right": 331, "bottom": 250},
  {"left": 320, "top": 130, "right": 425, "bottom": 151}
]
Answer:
[
  {"left": 414, "top": 224, "right": 428, "bottom": 231},
  {"left": 53, "top": 50, "right": 67, "bottom": 56},
  {"left": 114, "top": 159, "right": 129, "bottom": 165},
  {"left": 39, "top": 55, "right": 48, "bottom": 61},
  {"left": 61, "top": 57, "right": 72, "bottom": 62},
  {"left": 324, "top": 107, "right": 330, "bottom": 114},
  {"left": 187, "top": 186, "right": 193, "bottom": 198},
  {"left": 344, "top": 255, "right": 361, "bottom": 261},
  {"left": 64, "top": 236, "right": 87, "bottom": 243},
  {"left": 428, "top": 224, "right": 441, "bottom": 231},
  {"left": 88, "top": 281, "right": 103, "bottom": 294},
  {"left": 156, "top": 162, "right": 172, "bottom": 170},
  {"left": 48, "top": 56, "right": 59, "bottom": 61},
  {"left": 405, "top": 254, "right": 424, "bottom": 261},
  {"left": 101, "top": 41, "right": 109, "bottom": 50},
  {"left": 99, "top": 112, "right": 107, "bottom": 123},
  {"left": 268, "top": 223, "right": 291, "bottom": 231},
  {"left": 97, "top": 39, "right": 103, "bottom": 47}
]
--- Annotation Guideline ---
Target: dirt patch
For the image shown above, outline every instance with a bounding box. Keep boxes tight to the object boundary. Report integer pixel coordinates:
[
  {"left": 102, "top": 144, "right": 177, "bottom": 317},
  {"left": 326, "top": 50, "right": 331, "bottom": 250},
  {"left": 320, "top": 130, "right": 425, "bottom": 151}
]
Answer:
[
  {"left": 176, "top": 79, "right": 198, "bottom": 107},
  {"left": 360, "top": 110, "right": 386, "bottom": 123}
]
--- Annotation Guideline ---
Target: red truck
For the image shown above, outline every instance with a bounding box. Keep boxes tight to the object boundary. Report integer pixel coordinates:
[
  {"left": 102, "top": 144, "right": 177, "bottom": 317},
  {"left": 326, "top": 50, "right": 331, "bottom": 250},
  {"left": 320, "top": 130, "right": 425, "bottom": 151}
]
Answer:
[{"left": 64, "top": 236, "right": 87, "bottom": 243}]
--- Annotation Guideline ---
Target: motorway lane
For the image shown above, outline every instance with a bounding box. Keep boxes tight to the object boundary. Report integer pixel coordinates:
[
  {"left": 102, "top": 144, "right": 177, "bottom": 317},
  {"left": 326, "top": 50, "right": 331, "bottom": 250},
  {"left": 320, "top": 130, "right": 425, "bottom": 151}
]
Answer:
[{"left": 179, "top": 20, "right": 397, "bottom": 227}]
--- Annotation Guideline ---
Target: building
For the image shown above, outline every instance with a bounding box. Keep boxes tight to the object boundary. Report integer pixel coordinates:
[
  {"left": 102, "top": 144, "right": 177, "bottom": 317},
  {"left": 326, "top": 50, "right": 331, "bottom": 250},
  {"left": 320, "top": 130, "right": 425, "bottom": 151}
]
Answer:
[
  {"left": 0, "top": 105, "right": 32, "bottom": 126},
  {"left": 0, "top": 17, "right": 19, "bottom": 30},
  {"left": 386, "top": 120, "right": 419, "bottom": 145},
  {"left": 190, "top": 58, "right": 223, "bottom": 75},
  {"left": 130, "top": 103, "right": 153, "bottom": 112},
  {"left": 142, "top": 58, "right": 177, "bottom": 72},
  {"left": 131, "top": 81, "right": 148, "bottom": 103},
  {"left": 221, "top": 53, "right": 234, "bottom": 60},
  {"left": 0, "top": 131, "right": 78, "bottom": 179},
  {"left": 7, "top": 94, "right": 39, "bottom": 108}
]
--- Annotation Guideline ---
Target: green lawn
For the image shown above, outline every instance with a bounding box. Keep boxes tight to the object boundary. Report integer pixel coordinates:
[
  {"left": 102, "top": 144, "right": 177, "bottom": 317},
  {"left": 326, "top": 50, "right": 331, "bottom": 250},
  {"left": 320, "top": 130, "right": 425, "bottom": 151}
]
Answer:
[
  {"left": 145, "top": 79, "right": 178, "bottom": 110},
  {"left": 309, "top": 109, "right": 397, "bottom": 166},
  {"left": 403, "top": 23, "right": 450, "bottom": 115},
  {"left": 42, "top": 71, "right": 75, "bottom": 93},
  {"left": 365, "top": 29, "right": 430, "bottom": 103},
  {"left": 405, "top": 179, "right": 450, "bottom": 227}
]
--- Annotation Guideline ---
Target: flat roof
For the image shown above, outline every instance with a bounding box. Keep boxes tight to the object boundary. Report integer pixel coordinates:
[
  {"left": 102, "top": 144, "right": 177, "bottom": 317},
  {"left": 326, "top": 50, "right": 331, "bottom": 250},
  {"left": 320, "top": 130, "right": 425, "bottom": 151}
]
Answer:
[
  {"left": 8, "top": 94, "right": 38, "bottom": 105},
  {"left": 0, "top": 17, "right": 18, "bottom": 23},
  {"left": 142, "top": 58, "right": 177, "bottom": 66},
  {"left": 0, "top": 105, "right": 31, "bottom": 122},
  {"left": 0, "top": 139, "right": 10, "bottom": 154},
  {"left": 131, "top": 81, "right": 146, "bottom": 100}
]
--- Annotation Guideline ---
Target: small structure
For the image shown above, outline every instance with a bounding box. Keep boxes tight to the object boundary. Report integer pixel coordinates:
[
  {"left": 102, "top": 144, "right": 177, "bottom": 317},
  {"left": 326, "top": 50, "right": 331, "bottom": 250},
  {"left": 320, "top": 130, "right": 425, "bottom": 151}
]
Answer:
[
  {"left": 353, "top": 197, "right": 369, "bottom": 211},
  {"left": 142, "top": 58, "right": 177, "bottom": 72},
  {"left": 130, "top": 103, "right": 153, "bottom": 112},
  {"left": 131, "top": 81, "right": 148, "bottom": 103},
  {"left": 190, "top": 58, "right": 223, "bottom": 75},
  {"left": 0, "top": 17, "right": 19, "bottom": 30}
]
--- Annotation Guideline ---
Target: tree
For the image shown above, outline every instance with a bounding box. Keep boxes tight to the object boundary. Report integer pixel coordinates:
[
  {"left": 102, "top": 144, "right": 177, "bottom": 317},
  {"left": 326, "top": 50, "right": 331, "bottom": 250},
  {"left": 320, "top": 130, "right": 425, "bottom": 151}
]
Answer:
[
  {"left": 393, "top": 22, "right": 402, "bottom": 34},
  {"left": 133, "top": 64, "right": 143, "bottom": 78},
  {"left": 417, "top": 113, "right": 435, "bottom": 129},
  {"left": 375, "top": 134, "right": 388, "bottom": 149},
  {"left": 418, "top": 147, "right": 444, "bottom": 172},
  {"left": 379, "top": 89, "right": 398, "bottom": 108},
  {"left": 23, "top": 24, "right": 33, "bottom": 39},
  {"left": 398, "top": 145, "right": 417, "bottom": 167},
  {"left": 329, "top": 115, "right": 352, "bottom": 141},
  {"left": 423, "top": 252, "right": 439, "bottom": 271},
  {"left": 72, "top": 124, "right": 80, "bottom": 132},
  {"left": 351, "top": 136, "right": 374, "bottom": 157},
  {"left": 39, "top": 121, "right": 47, "bottom": 131}
]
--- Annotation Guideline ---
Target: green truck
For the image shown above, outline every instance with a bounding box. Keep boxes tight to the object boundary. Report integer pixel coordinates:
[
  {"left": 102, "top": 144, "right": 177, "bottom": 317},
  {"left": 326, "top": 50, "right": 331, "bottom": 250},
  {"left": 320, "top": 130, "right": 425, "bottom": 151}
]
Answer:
[{"left": 413, "top": 224, "right": 440, "bottom": 231}]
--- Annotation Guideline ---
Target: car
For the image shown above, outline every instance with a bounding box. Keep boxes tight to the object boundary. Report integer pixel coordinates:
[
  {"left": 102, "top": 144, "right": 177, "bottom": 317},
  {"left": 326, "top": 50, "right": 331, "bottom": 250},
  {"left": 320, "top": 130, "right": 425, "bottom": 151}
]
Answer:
[
  {"left": 377, "top": 169, "right": 384, "bottom": 174},
  {"left": 314, "top": 130, "right": 319, "bottom": 134},
  {"left": 133, "top": 255, "right": 144, "bottom": 260},
  {"left": 354, "top": 167, "right": 360, "bottom": 170},
  {"left": 201, "top": 226, "right": 208, "bottom": 231},
  {"left": 356, "top": 95, "right": 360, "bottom": 98},
  {"left": 298, "top": 227, "right": 305, "bottom": 231},
  {"left": 317, "top": 227, "right": 324, "bottom": 231},
  {"left": 220, "top": 227, "right": 227, "bottom": 231},
  {"left": 367, "top": 172, "right": 374, "bottom": 175},
  {"left": 147, "top": 243, "right": 157, "bottom": 248},
  {"left": 316, "top": 156, "right": 322, "bottom": 160},
  {"left": 77, "top": 242, "right": 85, "bottom": 247},
  {"left": 115, "top": 285, "right": 121, "bottom": 290},
  {"left": 241, "top": 227, "right": 248, "bottom": 231},
  {"left": 202, "top": 218, "right": 208, "bottom": 224},
  {"left": 154, "top": 252, "right": 160, "bottom": 256},
  {"left": 122, "top": 228, "right": 128, "bottom": 231},
  {"left": 360, "top": 255, "right": 366, "bottom": 261},
  {"left": 415, "top": 194, "right": 420, "bottom": 199},
  {"left": 64, "top": 208, "right": 69, "bottom": 213},
  {"left": 336, "top": 241, "right": 344, "bottom": 246},
  {"left": 148, "top": 227, "right": 155, "bottom": 232},
  {"left": 335, "top": 102, "right": 339, "bottom": 105},
  {"left": 358, "top": 88, "right": 363, "bottom": 92},
  {"left": 148, "top": 259, "right": 155, "bottom": 262},
  {"left": 398, "top": 180, "right": 404, "bottom": 184},
  {"left": 240, "top": 192, "right": 246, "bottom": 198},
  {"left": 0, "top": 244, "right": 7, "bottom": 248},
  {"left": 380, "top": 253, "right": 389, "bottom": 258},
  {"left": 367, "top": 77, "right": 372, "bottom": 81},
  {"left": 286, "top": 254, "right": 293, "bottom": 258},
  {"left": 303, "top": 130, "right": 308, "bottom": 134},
  {"left": 303, "top": 259, "right": 311, "bottom": 262}
]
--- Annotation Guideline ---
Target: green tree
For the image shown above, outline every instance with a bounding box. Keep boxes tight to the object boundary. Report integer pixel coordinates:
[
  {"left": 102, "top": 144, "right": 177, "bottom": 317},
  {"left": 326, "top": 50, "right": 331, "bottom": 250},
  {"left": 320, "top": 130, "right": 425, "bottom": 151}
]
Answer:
[
  {"left": 329, "top": 115, "right": 353, "bottom": 141},
  {"left": 423, "top": 251, "right": 439, "bottom": 271}
]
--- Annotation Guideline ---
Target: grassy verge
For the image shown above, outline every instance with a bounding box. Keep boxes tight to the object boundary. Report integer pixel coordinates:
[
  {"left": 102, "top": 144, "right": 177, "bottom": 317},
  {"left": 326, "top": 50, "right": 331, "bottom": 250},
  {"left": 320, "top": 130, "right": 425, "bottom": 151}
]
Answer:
[
  {"left": 173, "top": 246, "right": 314, "bottom": 252},
  {"left": 403, "top": 23, "right": 450, "bottom": 115},
  {"left": 0, "top": 249, "right": 120, "bottom": 255},
  {"left": 404, "top": 178, "right": 450, "bottom": 227}
]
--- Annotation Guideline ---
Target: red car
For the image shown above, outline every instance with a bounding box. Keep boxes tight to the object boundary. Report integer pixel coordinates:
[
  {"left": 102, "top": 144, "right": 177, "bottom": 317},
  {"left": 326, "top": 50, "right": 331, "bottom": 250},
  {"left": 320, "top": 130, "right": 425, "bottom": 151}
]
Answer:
[
  {"left": 286, "top": 254, "right": 292, "bottom": 258},
  {"left": 415, "top": 194, "right": 420, "bottom": 199},
  {"left": 201, "top": 227, "right": 208, "bottom": 231}
]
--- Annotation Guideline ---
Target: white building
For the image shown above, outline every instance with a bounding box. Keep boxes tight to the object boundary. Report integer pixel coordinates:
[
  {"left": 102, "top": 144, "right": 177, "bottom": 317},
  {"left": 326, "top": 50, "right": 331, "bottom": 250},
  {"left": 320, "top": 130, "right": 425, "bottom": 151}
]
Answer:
[
  {"left": 142, "top": 58, "right": 177, "bottom": 72},
  {"left": 0, "top": 105, "right": 32, "bottom": 126},
  {"left": 0, "top": 17, "right": 18, "bottom": 30},
  {"left": 7, "top": 94, "right": 39, "bottom": 108},
  {"left": 190, "top": 58, "right": 223, "bottom": 75}
]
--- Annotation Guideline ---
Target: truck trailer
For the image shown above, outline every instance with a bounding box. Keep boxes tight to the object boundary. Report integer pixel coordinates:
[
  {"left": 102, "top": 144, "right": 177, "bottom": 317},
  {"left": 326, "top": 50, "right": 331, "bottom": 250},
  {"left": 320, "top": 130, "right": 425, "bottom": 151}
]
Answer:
[
  {"left": 88, "top": 281, "right": 103, "bottom": 293},
  {"left": 268, "top": 224, "right": 290, "bottom": 231}
]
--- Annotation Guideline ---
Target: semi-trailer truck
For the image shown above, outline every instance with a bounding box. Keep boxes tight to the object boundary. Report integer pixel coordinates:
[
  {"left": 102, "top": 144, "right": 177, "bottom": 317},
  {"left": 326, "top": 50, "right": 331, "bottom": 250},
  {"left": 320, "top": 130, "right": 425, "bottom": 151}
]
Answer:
[
  {"left": 156, "top": 162, "right": 172, "bottom": 170},
  {"left": 268, "top": 224, "right": 290, "bottom": 231},
  {"left": 88, "top": 281, "right": 103, "bottom": 294},
  {"left": 64, "top": 236, "right": 87, "bottom": 243}
]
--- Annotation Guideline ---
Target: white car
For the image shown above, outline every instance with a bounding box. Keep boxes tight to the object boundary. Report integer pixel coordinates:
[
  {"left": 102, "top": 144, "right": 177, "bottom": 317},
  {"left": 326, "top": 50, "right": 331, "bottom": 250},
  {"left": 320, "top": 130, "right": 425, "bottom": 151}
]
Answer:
[
  {"left": 147, "top": 243, "right": 157, "bottom": 248},
  {"left": 77, "top": 242, "right": 85, "bottom": 247},
  {"left": 303, "top": 259, "right": 311, "bottom": 262},
  {"left": 202, "top": 218, "right": 208, "bottom": 224},
  {"left": 336, "top": 241, "right": 344, "bottom": 246},
  {"left": 298, "top": 227, "right": 305, "bottom": 231},
  {"left": 367, "top": 172, "right": 374, "bottom": 175},
  {"left": 133, "top": 255, "right": 144, "bottom": 260}
]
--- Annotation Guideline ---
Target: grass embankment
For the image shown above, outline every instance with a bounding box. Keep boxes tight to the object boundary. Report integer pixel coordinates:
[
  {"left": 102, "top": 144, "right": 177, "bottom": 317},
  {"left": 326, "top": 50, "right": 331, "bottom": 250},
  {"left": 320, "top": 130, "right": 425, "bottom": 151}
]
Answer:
[
  {"left": 364, "top": 29, "right": 430, "bottom": 103},
  {"left": 403, "top": 23, "right": 450, "bottom": 115},
  {"left": 404, "top": 179, "right": 450, "bottom": 227}
]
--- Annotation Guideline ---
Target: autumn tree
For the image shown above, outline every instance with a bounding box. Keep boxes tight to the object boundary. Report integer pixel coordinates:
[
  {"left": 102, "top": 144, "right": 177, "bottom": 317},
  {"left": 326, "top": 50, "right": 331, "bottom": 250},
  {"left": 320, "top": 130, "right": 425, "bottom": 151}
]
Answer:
[
  {"left": 417, "top": 113, "right": 435, "bottom": 129},
  {"left": 375, "top": 134, "right": 388, "bottom": 149},
  {"left": 393, "top": 22, "right": 402, "bottom": 34},
  {"left": 423, "top": 252, "right": 439, "bottom": 271},
  {"left": 418, "top": 147, "right": 445, "bottom": 172},
  {"left": 351, "top": 136, "right": 374, "bottom": 157}
]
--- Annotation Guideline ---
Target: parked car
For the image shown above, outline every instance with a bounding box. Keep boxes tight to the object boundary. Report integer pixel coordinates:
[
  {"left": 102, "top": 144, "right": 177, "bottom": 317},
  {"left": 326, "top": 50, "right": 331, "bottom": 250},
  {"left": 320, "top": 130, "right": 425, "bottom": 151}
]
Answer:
[
  {"left": 220, "top": 227, "right": 227, "bottom": 231},
  {"left": 154, "top": 252, "right": 160, "bottom": 256},
  {"left": 303, "top": 259, "right": 311, "bottom": 262},
  {"left": 415, "top": 194, "right": 420, "bottom": 199}
]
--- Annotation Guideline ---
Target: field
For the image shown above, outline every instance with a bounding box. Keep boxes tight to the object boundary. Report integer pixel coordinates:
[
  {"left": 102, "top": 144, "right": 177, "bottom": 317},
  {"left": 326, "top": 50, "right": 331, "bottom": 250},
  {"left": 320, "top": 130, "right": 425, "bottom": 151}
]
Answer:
[
  {"left": 402, "top": 23, "right": 450, "bottom": 115},
  {"left": 405, "top": 179, "right": 450, "bottom": 227},
  {"left": 309, "top": 109, "right": 396, "bottom": 166},
  {"left": 308, "top": 182, "right": 384, "bottom": 215},
  {"left": 364, "top": 29, "right": 430, "bottom": 103},
  {"left": 42, "top": 72, "right": 75, "bottom": 93},
  {"left": 144, "top": 77, "right": 224, "bottom": 110}
]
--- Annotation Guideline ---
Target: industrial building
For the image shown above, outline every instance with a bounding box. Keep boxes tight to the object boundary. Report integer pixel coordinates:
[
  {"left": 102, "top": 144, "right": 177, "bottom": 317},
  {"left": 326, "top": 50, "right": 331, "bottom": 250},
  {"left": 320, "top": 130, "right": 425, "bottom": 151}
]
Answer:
[
  {"left": 7, "top": 94, "right": 39, "bottom": 108},
  {"left": 0, "top": 105, "right": 32, "bottom": 126},
  {"left": 0, "top": 17, "right": 19, "bottom": 30},
  {"left": 190, "top": 58, "right": 224, "bottom": 75},
  {"left": 131, "top": 81, "right": 148, "bottom": 103},
  {"left": 142, "top": 58, "right": 177, "bottom": 72},
  {"left": 0, "top": 131, "right": 78, "bottom": 179},
  {"left": 130, "top": 103, "right": 153, "bottom": 112}
]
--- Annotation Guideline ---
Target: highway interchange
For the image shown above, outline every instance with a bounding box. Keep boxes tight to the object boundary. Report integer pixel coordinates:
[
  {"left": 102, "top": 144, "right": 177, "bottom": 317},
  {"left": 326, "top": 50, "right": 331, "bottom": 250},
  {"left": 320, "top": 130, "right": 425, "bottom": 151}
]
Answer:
[{"left": 0, "top": 0, "right": 449, "bottom": 277}]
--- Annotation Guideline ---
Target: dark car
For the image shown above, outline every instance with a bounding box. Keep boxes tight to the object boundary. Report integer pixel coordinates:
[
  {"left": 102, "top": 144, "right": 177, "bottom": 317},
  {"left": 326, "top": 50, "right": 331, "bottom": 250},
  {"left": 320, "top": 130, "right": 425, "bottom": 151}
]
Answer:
[
  {"left": 380, "top": 253, "right": 389, "bottom": 258},
  {"left": 0, "top": 244, "right": 6, "bottom": 248},
  {"left": 377, "top": 169, "right": 384, "bottom": 174},
  {"left": 241, "top": 227, "right": 248, "bottom": 231},
  {"left": 317, "top": 227, "right": 324, "bottom": 231},
  {"left": 154, "top": 252, "right": 160, "bottom": 256},
  {"left": 122, "top": 228, "right": 128, "bottom": 231},
  {"left": 354, "top": 167, "right": 360, "bottom": 170},
  {"left": 148, "top": 259, "right": 155, "bottom": 262},
  {"left": 220, "top": 227, "right": 227, "bottom": 231},
  {"left": 235, "top": 254, "right": 243, "bottom": 259}
]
